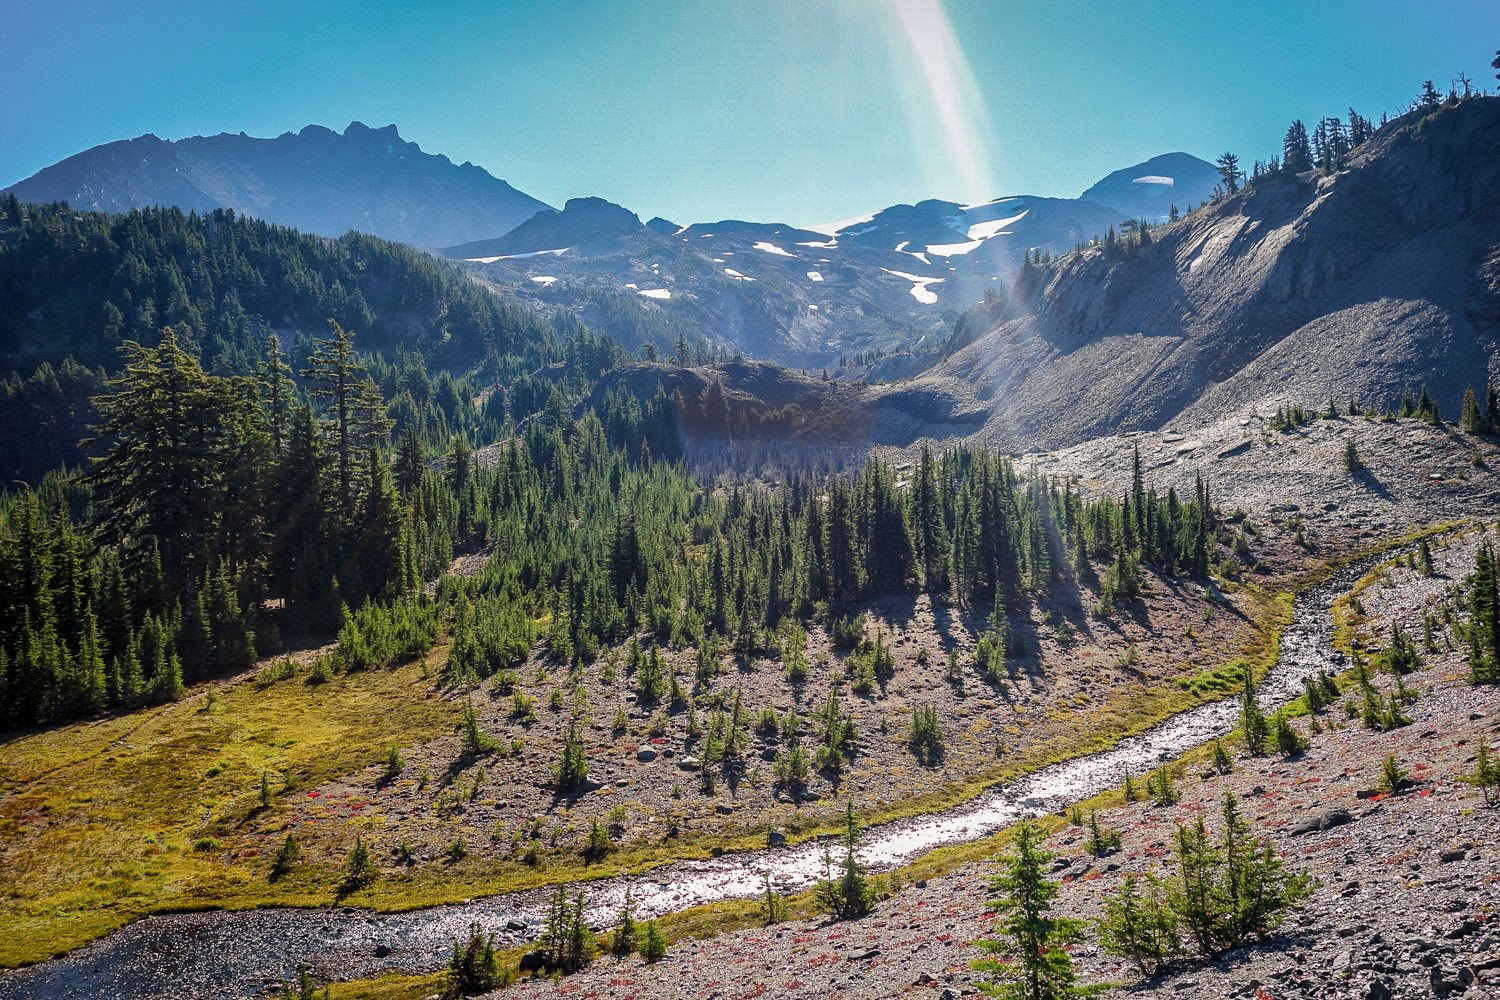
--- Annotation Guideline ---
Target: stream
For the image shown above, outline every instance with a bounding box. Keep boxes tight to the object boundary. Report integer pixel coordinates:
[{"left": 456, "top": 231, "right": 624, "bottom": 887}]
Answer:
[{"left": 0, "top": 552, "right": 1383, "bottom": 1000}]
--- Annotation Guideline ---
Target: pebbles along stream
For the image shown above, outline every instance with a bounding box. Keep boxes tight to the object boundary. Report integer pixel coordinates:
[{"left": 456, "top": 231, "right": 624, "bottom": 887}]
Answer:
[{"left": 0, "top": 552, "right": 1387, "bottom": 999}]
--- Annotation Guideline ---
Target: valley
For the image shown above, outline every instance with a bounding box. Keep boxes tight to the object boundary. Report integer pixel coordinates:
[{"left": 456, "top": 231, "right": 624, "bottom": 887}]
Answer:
[{"left": 1, "top": 36, "right": 1499, "bottom": 1000}]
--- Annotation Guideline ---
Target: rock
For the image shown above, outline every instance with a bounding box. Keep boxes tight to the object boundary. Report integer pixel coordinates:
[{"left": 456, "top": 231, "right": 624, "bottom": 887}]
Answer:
[
  {"left": 848, "top": 948, "right": 881, "bottom": 961},
  {"left": 767, "top": 828, "right": 787, "bottom": 847},
  {"left": 373, "top": 943, "right": 391, "bottom": 958},
  {"left": 506, "top": 918, "right": 527, "bottom": 931},
  {"left": 1438, "top": 847, "right": 1466, "bottom": 863},
  {"left": 1333, "top": 949, "right": 1354, "bottom": 971},
  {"left": 715, "top": 803, "right": 733, "bottom": 815},
  {"left": 518, "top": 950, "right": 548, "bottom": 975},
  {"left": 635, "top": 747, "right": 658, "bottom": 762},
  {"left": 1290, "top": 808, "right": 1353, "bottom": 835},
  {"left": 678, "top": 755, "right": 700, "bottom": 770},
  {"left": 1366, "top": 979, "right": 1393, "bottom": 1000}
]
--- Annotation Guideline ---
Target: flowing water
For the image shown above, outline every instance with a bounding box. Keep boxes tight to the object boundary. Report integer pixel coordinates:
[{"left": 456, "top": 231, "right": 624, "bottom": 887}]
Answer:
[{"left": 0, "top": 553, "right": 1383, "bottom": 1000}]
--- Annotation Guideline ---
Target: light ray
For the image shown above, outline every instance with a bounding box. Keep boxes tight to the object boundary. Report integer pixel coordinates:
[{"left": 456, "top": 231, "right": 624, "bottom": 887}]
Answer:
[{"left": 888, "top": 0, "right": 997, "bottom": 203}]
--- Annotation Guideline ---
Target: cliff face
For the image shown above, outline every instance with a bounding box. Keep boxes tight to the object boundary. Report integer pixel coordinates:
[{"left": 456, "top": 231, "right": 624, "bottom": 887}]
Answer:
[{"left": 909, "top": 97, "right": 1500, "bottom": 450}]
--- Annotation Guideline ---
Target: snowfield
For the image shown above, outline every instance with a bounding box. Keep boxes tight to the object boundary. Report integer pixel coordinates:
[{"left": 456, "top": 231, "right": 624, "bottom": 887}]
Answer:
[
  {"left": 881, "top": 267, "right": 944, "bottom": 304},
  {"left": 752, "top": 241, "right": 794, "bottom": 257}
]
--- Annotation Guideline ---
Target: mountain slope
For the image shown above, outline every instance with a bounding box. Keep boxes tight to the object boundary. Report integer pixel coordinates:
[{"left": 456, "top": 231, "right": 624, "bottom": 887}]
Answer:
[
  {"left": 898, "top": 96, "right": 1500, "bottom": 449},
  {"left": 3, "top": 123, "right": 551, "bottom": 248}
]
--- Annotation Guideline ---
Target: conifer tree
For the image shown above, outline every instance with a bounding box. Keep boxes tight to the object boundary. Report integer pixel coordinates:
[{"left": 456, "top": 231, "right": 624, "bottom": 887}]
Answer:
[{"left": 973, "top": 822, "right": 1088, "bottom": 1000}]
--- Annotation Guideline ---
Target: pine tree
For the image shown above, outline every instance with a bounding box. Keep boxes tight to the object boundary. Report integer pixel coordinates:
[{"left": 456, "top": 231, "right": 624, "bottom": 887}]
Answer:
[
  {"left": 1467, "top": 543, "right": 1500, "bottom": 685},
  {"left": 1215, "top": 152, "right": 1242, "bottom": 194},
  {"left": 1282, "top": 120, "right": 1313, "bottom": 174},
  {"left": 972, "top": 821, "right": 1088, "bottom": 1000},
  {"left": 302, "top": 320, "right": 393, "bottom": 519},
  {"left": 611, "top": 884, "right": 638, "bottom": 957},
  {"left": 1462, "top": 387, "right": 1482, "bottom": 432},
  {"left": 1240, "top": 672, "right": 1269, "bottom": 754},
  {"left": 1099, "top": 874, "right": 1180, "bottom": 980},
  {"left": 639, "top": 920, "right": 667, "bottom": 963}
]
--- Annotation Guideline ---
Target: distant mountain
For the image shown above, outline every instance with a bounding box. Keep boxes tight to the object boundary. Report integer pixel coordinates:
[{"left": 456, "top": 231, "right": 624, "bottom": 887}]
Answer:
[
  {"left": 439, "top": 185, "right": 1145, "bottom": 365},
  {"left": 1079, "top": 151, "right": 1221, "bottom": 221},
  {"left": 443, "top": 197, "right": 657, "bottom": 259},
  {"left": 2, "top": 122, "right": 552, "bottom": 248}
]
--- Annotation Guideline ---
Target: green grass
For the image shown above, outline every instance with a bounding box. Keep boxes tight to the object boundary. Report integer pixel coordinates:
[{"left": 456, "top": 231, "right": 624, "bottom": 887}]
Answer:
[
  {"left": 0, "top": 655, "right": 457, "bottom": 968},
  {"left": 1176, "top": 658, "right": 1248, "bottom": 696}
]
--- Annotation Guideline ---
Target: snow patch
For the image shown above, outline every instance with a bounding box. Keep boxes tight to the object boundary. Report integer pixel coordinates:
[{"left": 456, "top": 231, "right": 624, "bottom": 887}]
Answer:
[
  {"left": 723, "top": 268, "right": 755, "bottom": 282},
  {"left": 806, "top": 271, "right": 824, "bottom": 282},
  {"left": 797, "top": 239, "right": 838, "bottom": 249},
  {"left": 752, "top": 241, "right": 795, "bottom": 257},
  {"left": 881, "top": 267, "right": 944, "bottom": 305},
  {"left": 624, "top": 283, "right": 638, "bottom": 289},
  {"left": 895, "top": 240, "right": 933, "bottom": 266},
  {"left": 806, "top": 210, "right": 877, "bottom": 237},
  {"left": 530, "top": 275, "right": 558, "bottom": 286},
  {"left": 638, "top": 288, "right": 671, "bottom": 300},
  {"left": 965, "top": 210, "right": 1028, "bottom": 241},
  {"left": 496, "top": 247, "right": 570, "bottom": 259},
  {"left": 1133, "top": 175, "right": 1175, "bottom": 186},
  {"left": 926, "top": 239, "right": 982, "bottom": 257}
]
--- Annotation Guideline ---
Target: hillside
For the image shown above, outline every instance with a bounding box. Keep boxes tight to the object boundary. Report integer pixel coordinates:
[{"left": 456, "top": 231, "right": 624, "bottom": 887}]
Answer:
[
  {"left": 2, "top": 123, "right": 551, "bottom": 248},
  {"left": 898, "top": 96, "right": 1500, "bottom": 450}
]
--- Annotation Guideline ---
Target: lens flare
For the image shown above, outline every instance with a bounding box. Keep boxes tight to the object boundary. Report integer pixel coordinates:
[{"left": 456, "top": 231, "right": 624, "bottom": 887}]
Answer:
[{"left": 888, "top": 0, "right": 997, "bottom": 203}]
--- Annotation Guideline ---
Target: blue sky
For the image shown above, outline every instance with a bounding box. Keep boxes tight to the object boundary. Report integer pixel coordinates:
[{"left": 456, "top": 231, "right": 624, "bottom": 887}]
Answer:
[{"left": 3, "top": 0, "right": 1497, "bottom": 226}]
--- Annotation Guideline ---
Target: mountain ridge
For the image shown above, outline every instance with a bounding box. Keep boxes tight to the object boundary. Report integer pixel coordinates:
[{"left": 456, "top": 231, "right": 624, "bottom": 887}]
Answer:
[{"left": 2, "top": 122, "right": 552, "bottom": 248}]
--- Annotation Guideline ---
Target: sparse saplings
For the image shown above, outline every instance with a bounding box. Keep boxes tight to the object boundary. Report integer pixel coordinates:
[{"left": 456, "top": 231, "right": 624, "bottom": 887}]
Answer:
[
  {"left": 909, "top": 704, "right": 944, "bottom": 764},
  {"left": 1271, "top": 711, "right": 1307, "bottom": 758},
  {"left": 1212, "top": 738, "right": 1234, "bottom": 775},
  {"left": 1380, "top": 753, "right": 1408, "bottom": 793},
  {"left": 1240, "top": 673, "right": 1269, "bottom": 755},
  {"left": 444, "top": 923, "right": 501, "bottom": 997},
  {"left": 1466, "top": 542, "right": 1500, "bottom": 685},
  {"left": 1149, "top": 764, "right": 1178, "bottom": 806},
  {"left": 1086, "top": 811, "right": 1122, "bottom": 856},
  {"left": 1162, "top": 793, "right": 1311, "bottom": 957},
  {"left": 610, "top": 885, "right": 637, "bottom": 957},
  {"left": 639, "top": 920, "right": 667, "bottom": 963},
  {"left": 761, "top": 871, "right": 790, "bottom": 924},
  {"left": 815, "top": 802, "right": 874, "bottom": 920},
  {"left": 554, "top": 716, "right": 589, "bottom": 791},
  {"left": 270, "top": 833, "right": 301, "bottom": 880},
  {"left": 342, "top": 835, "right": 377, "bottom": 893},
  {"left": 1099, "top": 874, "right": 1180, "bottom": 980},
  {"left": 1466, "top": 737, "right": 1500, "bottom": 807},
  {"left": 540, "top": 887, "right": 595, "bottom": 973},
  {"left": 972, "top": 821, "right": 1088, "bottom": 1000},
  {"left": 1342, "top": 438, "right": 1363, "bottom": 473}
]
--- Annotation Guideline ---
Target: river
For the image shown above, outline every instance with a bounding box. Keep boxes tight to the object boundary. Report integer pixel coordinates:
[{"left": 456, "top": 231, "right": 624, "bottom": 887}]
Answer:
[{"left": 0, "top": 552, "right": 1383, "bottom": 999}]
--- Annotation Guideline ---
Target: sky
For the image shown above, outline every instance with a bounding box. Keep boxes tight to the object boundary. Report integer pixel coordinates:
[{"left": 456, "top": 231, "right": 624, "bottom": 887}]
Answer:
[{"left": 3, "top": 0, "right": 1497, "bottom": 227}]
